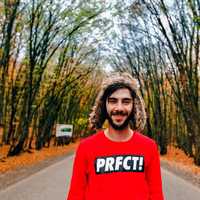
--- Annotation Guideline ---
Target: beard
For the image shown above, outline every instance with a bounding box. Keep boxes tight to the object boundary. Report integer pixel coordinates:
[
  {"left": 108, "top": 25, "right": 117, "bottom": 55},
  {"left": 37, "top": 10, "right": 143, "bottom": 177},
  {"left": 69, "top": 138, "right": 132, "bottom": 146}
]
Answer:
[{"left": 106, "top": 110, "right": 132, "bottom": 131}]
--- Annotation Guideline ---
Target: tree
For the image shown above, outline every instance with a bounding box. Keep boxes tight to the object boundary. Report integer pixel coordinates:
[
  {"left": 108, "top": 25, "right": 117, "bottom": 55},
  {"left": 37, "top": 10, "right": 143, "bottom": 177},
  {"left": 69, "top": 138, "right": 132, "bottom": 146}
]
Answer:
[
  {"left": 7, "top": 0, "right": 104, "bottom": 155},
  {"left": 0, "top": 0, "right": 20, "bottom": 127},
  {"left": 105, "top": 0, "right": 200, "bottom": 164},
  {"left": 140, "top": 0, "right": 200, "bottom": 165}
]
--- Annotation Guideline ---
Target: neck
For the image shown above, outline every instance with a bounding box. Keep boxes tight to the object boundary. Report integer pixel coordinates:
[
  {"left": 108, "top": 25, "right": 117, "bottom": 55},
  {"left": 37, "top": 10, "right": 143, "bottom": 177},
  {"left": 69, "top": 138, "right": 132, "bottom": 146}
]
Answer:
[{"left": 105, "top": 125, "right": 133, "bottom": 142}]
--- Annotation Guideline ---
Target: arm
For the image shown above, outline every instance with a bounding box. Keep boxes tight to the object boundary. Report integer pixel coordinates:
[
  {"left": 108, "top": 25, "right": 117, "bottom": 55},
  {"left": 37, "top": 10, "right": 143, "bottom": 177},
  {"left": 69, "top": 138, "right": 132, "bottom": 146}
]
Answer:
[
  {"left": 146, "top": 142, "right": 165, "bottom": 200},
  {"left": 67, "top": 142, "right": 88, "bottom": 200}
]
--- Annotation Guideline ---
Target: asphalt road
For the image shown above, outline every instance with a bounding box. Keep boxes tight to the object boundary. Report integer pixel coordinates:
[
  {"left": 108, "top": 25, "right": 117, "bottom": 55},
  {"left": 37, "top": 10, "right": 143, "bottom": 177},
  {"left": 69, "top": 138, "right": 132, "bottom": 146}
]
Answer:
[{"left": 0, "top": 155, "right": 200, "bottom": 200}]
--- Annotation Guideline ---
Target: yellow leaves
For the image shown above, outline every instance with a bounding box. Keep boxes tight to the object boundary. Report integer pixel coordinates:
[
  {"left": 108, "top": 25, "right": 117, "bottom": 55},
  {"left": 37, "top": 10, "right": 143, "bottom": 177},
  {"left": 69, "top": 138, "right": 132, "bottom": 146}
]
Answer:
[{"left": 77, "top": 117, "right": 87, "bottom": 126}]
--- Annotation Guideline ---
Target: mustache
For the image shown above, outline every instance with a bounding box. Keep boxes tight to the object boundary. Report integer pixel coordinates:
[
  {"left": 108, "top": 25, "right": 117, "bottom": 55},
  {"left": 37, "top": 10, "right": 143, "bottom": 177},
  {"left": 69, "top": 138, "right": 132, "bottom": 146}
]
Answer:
[{"left": 111, "top": 111, "right": 128, "bottom": 116}]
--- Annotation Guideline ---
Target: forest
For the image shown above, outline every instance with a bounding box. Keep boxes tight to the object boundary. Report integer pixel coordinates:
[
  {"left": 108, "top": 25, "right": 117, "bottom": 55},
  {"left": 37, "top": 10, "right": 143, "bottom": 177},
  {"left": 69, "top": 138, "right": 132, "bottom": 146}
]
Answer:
[{"left": 0, "top": 0, "right": 200, "bottom": 166}]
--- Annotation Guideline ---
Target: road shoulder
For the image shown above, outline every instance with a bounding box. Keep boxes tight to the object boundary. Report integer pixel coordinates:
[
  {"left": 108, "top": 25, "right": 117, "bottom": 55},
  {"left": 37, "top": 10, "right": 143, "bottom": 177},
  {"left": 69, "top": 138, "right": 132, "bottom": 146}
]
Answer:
[
  {"left": 161, "top": 159, "right": 200, "bottom": 189},
  {"left": 0, "top": 150, "right": 74, "bottom": 191}
]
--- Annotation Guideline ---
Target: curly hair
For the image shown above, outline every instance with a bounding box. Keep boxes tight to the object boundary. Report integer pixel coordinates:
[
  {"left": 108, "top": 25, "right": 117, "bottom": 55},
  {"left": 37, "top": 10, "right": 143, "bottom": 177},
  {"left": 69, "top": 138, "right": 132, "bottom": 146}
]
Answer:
[{"left": 89, "top": 72, "right": 146, "bottom": 131}]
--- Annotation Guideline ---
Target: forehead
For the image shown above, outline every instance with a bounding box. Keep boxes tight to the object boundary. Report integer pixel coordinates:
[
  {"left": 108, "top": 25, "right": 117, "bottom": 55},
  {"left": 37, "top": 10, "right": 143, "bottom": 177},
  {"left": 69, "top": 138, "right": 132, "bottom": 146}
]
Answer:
[{"left": 108, "top": 88, "right": 132, "bottom": 99}]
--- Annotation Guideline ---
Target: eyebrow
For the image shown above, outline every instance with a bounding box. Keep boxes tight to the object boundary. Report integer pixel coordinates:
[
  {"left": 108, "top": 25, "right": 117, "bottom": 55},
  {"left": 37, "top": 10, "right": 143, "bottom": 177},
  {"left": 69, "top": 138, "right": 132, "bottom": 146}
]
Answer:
[
  {"left": 107, "top": 97, "right": 117, "bottom": 101},
  {"left": 107, "top": 97, "right": 132, "bottom": 101},
  {"left": 122, "top": 98, "right": 132, "bottom": 100}
]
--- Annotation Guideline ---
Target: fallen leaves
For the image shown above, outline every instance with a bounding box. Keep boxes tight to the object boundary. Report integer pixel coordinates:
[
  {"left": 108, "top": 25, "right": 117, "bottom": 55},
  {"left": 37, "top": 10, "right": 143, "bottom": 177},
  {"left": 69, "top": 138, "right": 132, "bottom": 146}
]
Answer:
[
  {"left": 161, "top": 146, "right": 200, "bottom": 175},
  {"left": 1, "top": 143, "right": 200, "bottom": 176},
  {"left": 0, "top": 141, "right": 79, "bottom": 173}
]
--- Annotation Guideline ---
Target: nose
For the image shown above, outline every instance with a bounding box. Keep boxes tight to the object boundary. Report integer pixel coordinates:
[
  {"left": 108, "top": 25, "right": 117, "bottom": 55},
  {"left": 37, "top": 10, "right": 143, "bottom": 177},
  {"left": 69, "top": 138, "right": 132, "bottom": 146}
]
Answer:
[{"left": 115, "top": 101, "right": 123, "bottom": 110}]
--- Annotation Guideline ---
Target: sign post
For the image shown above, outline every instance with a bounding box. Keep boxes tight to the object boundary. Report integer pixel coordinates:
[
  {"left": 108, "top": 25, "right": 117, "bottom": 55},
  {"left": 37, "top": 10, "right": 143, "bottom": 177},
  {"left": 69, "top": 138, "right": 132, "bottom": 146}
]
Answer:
[{"left": 56, "top": 124, "right": 73, "bottom": 137}]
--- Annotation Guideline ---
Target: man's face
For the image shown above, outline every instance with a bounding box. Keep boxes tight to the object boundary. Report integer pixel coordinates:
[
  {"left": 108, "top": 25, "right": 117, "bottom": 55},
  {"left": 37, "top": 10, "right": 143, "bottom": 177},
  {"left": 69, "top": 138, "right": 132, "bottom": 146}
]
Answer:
[{"left": 106, "top": 88, "right": 133, "bottom": 130}]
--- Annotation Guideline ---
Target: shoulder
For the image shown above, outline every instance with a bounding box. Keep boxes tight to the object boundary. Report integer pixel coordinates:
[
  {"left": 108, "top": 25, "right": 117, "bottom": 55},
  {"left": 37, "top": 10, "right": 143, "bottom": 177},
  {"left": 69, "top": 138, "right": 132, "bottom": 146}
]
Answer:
[
  {"left": 134, "top": 131, "right": 157, "bottom": 148},
  {"left": 74, "top": 131, "right": 103, "bottom": 157},
  {"left": 134, "top": 132, "right": 159, "bottom": 158},
  {"left": 78, "top": 130, "right": 103, "bottom": 148}
]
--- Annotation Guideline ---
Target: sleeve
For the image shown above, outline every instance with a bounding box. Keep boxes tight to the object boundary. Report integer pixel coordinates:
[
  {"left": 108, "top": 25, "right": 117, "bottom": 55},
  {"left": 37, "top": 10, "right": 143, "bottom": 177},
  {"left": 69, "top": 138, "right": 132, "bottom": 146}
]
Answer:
[
  {"left": 145, "top": 141, "right": 165, "bottom": 200},
  {"left": 66, "top": 142, "right": 88, "bottom": 200}
]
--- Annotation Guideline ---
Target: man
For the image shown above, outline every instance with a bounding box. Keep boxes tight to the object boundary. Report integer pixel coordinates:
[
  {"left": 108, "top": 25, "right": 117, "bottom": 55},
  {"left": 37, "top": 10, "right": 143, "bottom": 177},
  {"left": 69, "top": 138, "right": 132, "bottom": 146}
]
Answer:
[{"left": 67, "top": 72, "right": 164, "bottom": 200}]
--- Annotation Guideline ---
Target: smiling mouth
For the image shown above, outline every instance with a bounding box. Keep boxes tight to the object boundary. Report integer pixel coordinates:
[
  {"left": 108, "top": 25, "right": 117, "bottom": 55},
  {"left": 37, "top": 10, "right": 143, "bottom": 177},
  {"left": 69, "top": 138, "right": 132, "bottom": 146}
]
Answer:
[{"left": 113, "top": 115, "right": 126, "bottom": 122}]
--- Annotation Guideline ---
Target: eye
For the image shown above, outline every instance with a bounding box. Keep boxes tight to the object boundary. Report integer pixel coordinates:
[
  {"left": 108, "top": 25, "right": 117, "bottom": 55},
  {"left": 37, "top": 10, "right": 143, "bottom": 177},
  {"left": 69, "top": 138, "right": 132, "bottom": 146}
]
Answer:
[
  {"left": 108, "top": 98, "right": 117, "bottom": 104},
  {"left": 122, "top": 99, "right": 132, "bottom": 105}
]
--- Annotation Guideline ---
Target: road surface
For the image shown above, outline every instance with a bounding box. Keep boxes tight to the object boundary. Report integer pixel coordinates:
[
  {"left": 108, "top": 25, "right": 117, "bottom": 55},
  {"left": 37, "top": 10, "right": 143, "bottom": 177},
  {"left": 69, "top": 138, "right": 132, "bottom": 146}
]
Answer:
[{"left": 0, "top": 155, "right": 200, "bottom": 200}]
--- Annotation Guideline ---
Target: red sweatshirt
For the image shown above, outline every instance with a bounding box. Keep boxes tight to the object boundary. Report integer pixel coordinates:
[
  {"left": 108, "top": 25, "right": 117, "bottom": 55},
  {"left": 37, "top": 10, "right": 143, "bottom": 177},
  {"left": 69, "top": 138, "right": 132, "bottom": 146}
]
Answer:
[{"left": 67, "top": 130, "right": 164, "bottom": 200}]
